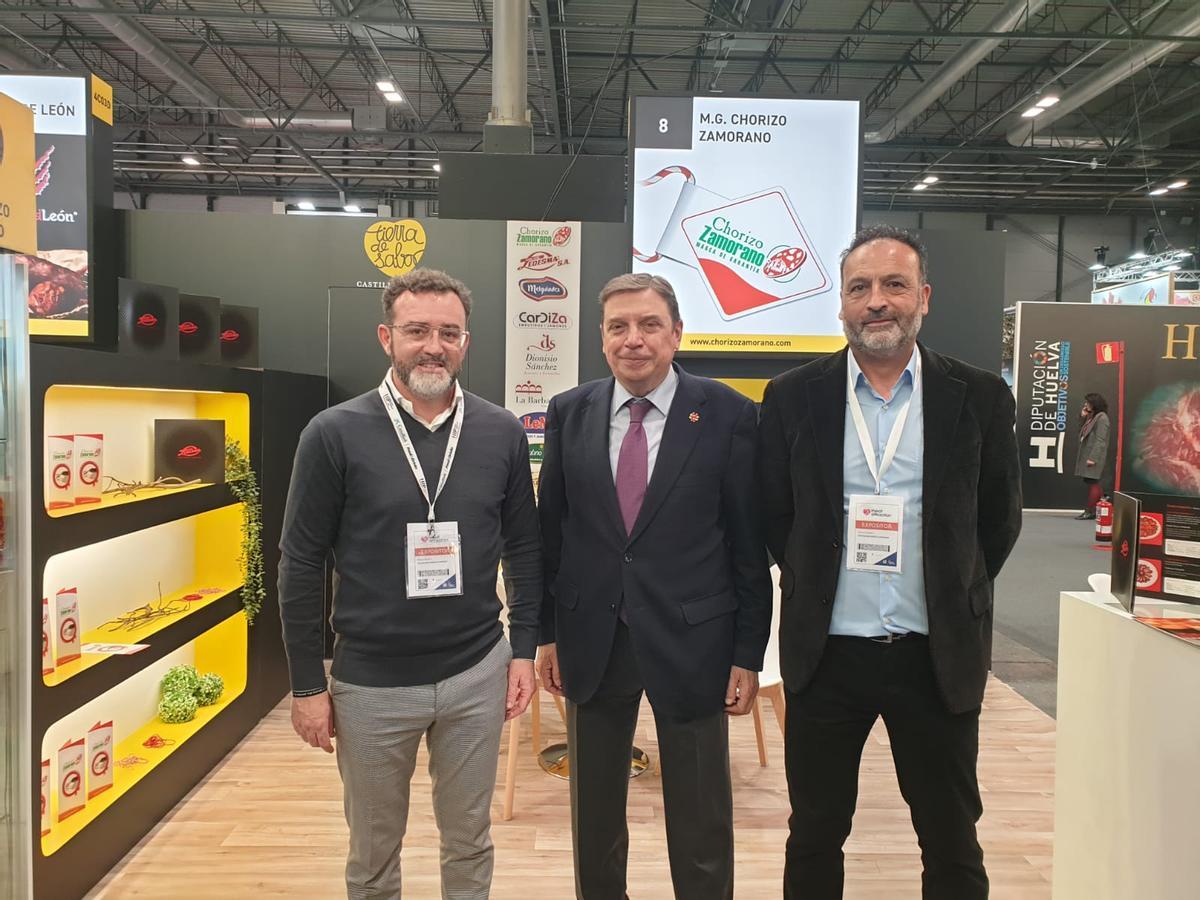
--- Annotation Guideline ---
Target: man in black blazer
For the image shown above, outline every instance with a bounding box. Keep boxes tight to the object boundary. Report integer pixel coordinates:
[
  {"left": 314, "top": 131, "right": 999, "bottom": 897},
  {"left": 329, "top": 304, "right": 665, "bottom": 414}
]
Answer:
[
  {"left": 536, "top": 272, "right": 771, "bottom": 900},
  {"left": 758, "top": 225, "right": 1022, "bottom": 900}
]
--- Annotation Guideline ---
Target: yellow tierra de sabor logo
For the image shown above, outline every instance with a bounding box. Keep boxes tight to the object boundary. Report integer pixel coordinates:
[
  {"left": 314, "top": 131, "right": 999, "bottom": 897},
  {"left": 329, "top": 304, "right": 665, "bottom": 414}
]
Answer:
[{"left": 364, "top": 219, "right": 426, "bottom": 277}]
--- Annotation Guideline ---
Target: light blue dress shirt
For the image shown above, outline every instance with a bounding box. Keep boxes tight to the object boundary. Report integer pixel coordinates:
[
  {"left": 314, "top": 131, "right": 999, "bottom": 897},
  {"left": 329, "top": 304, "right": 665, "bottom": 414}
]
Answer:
[
  {"left": 830, "top": 347, "right": 929, "bottom": 637},
  {"left": 609, "top": 366, "right": 678, "bottom": 483}
]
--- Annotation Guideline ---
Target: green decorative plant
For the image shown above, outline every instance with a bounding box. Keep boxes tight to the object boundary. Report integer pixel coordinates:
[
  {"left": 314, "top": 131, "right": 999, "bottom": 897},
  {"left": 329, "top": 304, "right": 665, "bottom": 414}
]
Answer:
[
  {"left": 160, "top": 664, "right": 199, "bottom": 697},
  {"left": 225, "top": 439, "right": 264, "bottom": 624},
  {"left": 196, "top": 672, "right": 225, "bottom": 706},
  {"left": 158, "top": 691, "right": 198, "bottom": 724}
]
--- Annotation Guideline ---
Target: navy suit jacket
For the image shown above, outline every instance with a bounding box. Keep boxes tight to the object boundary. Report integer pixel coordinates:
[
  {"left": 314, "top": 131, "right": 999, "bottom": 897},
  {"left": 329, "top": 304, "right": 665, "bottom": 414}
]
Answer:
[{"left": 538, "top": 365, "right": 772, "bottom": 719}]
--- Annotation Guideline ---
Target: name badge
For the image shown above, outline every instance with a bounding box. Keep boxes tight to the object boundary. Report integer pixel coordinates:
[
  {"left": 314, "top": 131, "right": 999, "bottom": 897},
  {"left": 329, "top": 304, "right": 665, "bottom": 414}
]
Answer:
[
  {"left": 847, "top": 495, "right": 904, "bottom": 574},
  {"left": 405, "top": 521, "right": 464, "bottom": 598}
]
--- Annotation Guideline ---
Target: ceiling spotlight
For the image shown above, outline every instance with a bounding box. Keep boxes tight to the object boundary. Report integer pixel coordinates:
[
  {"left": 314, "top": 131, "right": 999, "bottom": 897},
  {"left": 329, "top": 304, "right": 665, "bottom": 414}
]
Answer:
[
  {"left": 383, "top": 91, "right": 404, "bottom": 103},
  {"left": 912, "top": 183, "right": 929, "bottom": 191},
  {"left": 1168, "top": 180, "right": 1188, "bottom": 190},
  {"left": 181, "top": 155, "right": 201, "bottom": 166},
  {"left": 344, "top": 204, "right": 361, "bottom": 213},
  {"left": 375, "top": 80, "right": 396, "bottom": 92},
  {"left": 433, "top": 163, "right": 441, "bottom": 172},
  {"left": 1149, "top": 187, "right": 1169, "bottom": 196},
  {"left": 297, "top": 200, "right": 315, "bottom": 211},
  {"left": 1089, "top": 246, "right": 1108, "bottom": 271},
  {"left": 1021, "top": 107, "right": 1044, "bottom": 118},
  {"left": 1128, "top": 251, "right": 1147, "bottom": 260},
  {"left": 1036, "top": 95, "right": 1060, "bottom": 108},
  {"left": 922, "top": 175, "right": 938, "bottom": 184},
  {"left": 1164, "top": 264, "right": 1181, "bottom": 272}
]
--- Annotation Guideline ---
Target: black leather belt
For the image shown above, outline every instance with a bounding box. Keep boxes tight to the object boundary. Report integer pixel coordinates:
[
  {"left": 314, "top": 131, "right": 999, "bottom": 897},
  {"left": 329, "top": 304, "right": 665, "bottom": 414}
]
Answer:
[{"left": 831, "top": 632, "right": 925, "bottom": 644}]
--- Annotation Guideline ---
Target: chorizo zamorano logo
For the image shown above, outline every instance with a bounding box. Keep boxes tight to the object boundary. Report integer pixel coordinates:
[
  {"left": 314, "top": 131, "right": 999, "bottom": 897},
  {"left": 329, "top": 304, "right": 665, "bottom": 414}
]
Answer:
[{"left": 364, "top": 219, "right": 427, "bottom": 277}]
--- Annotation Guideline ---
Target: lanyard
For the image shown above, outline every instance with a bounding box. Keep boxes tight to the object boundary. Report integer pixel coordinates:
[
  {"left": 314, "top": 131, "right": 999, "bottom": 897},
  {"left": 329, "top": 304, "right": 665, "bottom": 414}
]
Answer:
[
  {"left": 846, "top": 353, "right": 922, "bottom": 494},
  {"left": 377, "top": 372, "right": 464, "bottom": 524}
]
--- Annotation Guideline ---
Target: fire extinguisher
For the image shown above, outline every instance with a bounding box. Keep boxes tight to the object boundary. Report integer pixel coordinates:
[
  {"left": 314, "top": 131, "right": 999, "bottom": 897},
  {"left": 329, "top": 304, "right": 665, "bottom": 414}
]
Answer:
[{"left": 1095, "top": 496, "right": 1114, "bottom": 543}]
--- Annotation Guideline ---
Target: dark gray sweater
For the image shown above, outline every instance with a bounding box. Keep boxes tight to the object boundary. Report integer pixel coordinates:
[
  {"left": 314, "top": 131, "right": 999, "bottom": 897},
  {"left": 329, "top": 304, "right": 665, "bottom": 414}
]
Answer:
[{"left": 278, "top": 387, "right": 542, "bottom": 694}]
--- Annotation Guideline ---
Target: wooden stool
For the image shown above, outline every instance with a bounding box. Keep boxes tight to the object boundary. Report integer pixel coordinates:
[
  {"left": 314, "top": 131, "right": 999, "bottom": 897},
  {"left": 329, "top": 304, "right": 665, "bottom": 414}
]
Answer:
[{"left": 501, "top": 680, "right": 568, "bottom": 821}]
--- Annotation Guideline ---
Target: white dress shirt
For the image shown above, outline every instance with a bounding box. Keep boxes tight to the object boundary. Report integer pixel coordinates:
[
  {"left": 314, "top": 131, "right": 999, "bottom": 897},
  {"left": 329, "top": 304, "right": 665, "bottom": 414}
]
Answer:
[{"left": 608, "top": 366, "right": 679, "bottom": 483}]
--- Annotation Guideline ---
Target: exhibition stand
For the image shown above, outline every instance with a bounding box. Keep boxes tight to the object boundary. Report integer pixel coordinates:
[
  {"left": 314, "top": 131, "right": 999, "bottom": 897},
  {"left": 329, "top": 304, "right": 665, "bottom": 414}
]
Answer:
[
  {"left": 29, "top": 344, "right": 324, "bottom": 898},
  {"left": 1053, "top": 590, "right": 1200, "bottom": 900}
]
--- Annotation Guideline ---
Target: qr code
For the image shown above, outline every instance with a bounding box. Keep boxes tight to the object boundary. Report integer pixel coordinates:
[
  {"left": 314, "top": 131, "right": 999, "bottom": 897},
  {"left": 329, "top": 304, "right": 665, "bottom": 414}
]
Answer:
[
  {"left": 855, "top": 552, "right": 867, "bottom": 563},
  {"left": 418, "top": 578, "right": 429, "bottom": 590}
]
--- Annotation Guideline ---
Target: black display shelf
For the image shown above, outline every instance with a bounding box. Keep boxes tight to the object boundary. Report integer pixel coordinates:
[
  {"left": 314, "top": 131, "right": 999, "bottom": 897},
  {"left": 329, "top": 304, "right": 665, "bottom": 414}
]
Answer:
[
  {"left": 36, "top": 483, "right": 237, "bottom": 558},
  {"left": 39, "top": 588, "right": 243, "bottom": 724}
]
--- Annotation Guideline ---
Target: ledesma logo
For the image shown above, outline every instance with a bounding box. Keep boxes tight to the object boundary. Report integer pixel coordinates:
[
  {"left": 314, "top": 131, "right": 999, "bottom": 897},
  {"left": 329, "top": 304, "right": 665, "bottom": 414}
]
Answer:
[{"left": 364, "top": 219, "right": 427, "bottom": 277}]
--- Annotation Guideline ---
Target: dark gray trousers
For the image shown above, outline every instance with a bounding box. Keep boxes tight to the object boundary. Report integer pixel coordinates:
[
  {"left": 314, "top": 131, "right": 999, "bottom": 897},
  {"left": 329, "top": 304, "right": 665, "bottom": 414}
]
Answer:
[{"left": 566, "top": 623, "right": 734, "bottom": 900}]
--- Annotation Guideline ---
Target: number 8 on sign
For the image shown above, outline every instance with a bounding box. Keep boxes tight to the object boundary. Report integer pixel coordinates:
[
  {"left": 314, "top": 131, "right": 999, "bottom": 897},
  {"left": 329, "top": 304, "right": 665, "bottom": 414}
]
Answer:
[{"left": 659, "top": 118, "right": 669, "bottom": 133}]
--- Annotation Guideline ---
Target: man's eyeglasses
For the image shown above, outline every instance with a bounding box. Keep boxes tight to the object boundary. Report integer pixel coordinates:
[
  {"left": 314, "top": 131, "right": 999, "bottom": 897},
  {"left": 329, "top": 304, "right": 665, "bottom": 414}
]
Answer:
[{"left": 388, "top": 322, "right": 468, "bottom": 347}]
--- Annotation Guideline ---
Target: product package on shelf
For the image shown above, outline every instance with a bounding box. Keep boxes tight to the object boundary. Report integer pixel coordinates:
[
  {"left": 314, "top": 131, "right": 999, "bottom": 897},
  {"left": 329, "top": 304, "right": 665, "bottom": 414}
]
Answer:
[
  {"left": 41, "top": 597, "right": 52, "bottom": 676},
  {"left": 40, "top": 759, "right": 50, "bottom": 837},
  {"left": 57, "top": 738, "right": 86, "bottom": 821},
  {"left": 46, "top": 434, "right": 74, "bottom": 509},
  {"left": 87, "top": 721, "right": 113, "bottom": 798},
  {"left": 74, "top": 433, "right": 103, "bottom": 504},
  {"left": 55, "top": 587, "right": 80, "bottom": 665}
]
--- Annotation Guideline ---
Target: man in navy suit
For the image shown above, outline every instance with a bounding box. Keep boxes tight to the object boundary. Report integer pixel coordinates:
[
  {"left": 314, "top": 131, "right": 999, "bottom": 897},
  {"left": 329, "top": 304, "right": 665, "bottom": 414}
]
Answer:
[{"left": 536, "top": 273, "right": 771, "bottom": 900}]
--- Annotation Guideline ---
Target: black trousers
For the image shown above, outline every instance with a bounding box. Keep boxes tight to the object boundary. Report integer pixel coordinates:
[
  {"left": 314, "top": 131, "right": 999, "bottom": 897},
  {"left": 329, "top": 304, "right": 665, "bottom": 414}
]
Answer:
[
  {"left": 566, "top": 622, "right": 734, "bottom": 900},
  {"left": 783, "top": 635, "right": 987, "bottom": 900}
]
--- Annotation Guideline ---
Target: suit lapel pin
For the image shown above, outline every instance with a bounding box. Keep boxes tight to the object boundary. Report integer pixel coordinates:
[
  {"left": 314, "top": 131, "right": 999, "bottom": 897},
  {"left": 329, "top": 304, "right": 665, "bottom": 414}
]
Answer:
[{"left": 688, "top": 411, "right": 700, "bottom": 423}]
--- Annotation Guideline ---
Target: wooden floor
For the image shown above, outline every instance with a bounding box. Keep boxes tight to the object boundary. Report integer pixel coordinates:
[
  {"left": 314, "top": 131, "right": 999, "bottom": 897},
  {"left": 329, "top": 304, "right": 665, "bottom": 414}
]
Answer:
[{"left": 88, "top": 676, "right": 1054, "bottom": 899}]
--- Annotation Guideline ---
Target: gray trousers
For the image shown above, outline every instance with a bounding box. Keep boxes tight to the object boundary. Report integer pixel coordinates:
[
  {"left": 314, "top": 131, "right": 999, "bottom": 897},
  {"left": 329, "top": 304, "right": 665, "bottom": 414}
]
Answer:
[{"left": 330, "top": 638, "right": 512, "bottom": 900}]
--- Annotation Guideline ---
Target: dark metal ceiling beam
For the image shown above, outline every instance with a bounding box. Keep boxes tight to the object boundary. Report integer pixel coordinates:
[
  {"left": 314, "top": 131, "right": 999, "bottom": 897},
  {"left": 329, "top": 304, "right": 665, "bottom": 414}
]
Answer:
[
  {"left": 809, "top": 0, "right": 895, "bottom": 95},
  {"left": 13, "top": 3, "right": 1200, "bottom": 43}
]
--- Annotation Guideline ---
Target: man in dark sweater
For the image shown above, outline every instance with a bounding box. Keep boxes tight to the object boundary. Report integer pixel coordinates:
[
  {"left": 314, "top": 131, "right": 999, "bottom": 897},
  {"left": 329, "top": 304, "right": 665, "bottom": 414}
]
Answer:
[{"left": 278, "top": 268, "right": 542, "bottom": 899}]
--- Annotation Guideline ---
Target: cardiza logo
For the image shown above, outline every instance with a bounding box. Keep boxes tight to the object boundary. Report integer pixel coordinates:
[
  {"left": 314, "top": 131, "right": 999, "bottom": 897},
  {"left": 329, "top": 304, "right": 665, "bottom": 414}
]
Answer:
[{"left": 518, "top": 277, "right": 568, "bottom": 301}]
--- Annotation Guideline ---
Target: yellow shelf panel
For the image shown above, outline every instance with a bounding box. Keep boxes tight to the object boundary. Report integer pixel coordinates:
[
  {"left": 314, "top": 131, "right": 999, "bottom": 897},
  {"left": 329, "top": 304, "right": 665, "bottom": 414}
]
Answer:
[
  {"left": 40, "top": 612, "right": 248, "bottom": 857},
  {"left": 42, "top": 577, "right": 243, "bottom": 686},
  {"left": 42, "top": 503, "right": 245, "bottom": 686},
  {"left": 43, "top": 384, "right": 250, "bottom": 517},
  {"left": 47, "top": 482, "right": 214, "bottom": 518}
]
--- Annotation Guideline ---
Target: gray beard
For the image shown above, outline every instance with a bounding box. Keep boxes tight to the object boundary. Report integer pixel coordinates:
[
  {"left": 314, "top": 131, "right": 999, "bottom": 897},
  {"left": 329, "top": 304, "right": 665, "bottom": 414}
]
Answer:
[
  {"left": 396, "top": 361, "right": 455, "bottom": 401},
  {"left": 844, "top": 310, "right": 923, "bottom": 356}
]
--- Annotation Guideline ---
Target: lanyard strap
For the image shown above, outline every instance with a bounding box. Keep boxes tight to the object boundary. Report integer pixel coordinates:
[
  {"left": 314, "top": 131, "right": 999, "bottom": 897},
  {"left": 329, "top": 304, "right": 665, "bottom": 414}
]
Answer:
[
  {"left": 377, "top": 372, "right": 464, "bottom": 523},
  {"left": 846, "top": 353, "right": 922, "bottom": 494}
]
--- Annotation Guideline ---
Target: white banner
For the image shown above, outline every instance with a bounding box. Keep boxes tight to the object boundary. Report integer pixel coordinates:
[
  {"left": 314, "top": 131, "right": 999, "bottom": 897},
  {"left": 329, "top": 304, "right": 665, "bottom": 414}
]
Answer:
[
  {"left": 630, "top": 95, "right": 860, "bottom": 354},
  {"left": 505, "top": 221, "right": 582, "bottom": 460}
]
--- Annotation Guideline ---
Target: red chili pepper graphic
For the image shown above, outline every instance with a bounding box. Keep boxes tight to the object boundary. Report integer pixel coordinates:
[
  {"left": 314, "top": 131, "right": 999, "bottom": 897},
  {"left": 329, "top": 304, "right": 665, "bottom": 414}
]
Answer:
[
  {"left": 220, "top": 329, "right": 240, "bottom": 342},
  {"left": 177, "top": 444, "right": 203, "bottom": 459},
  {"left": 179, "top": 321, "right": 199, "bottom": 334},
  {"left": 136, "top": 313, "right": 159, "bottom": 327}
]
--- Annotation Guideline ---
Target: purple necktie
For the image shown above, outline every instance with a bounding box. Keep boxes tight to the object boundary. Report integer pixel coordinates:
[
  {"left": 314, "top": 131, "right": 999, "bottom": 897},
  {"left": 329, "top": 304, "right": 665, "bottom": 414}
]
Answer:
[{"left": 616, "top": 398, "right": 651, "bottom": 535}]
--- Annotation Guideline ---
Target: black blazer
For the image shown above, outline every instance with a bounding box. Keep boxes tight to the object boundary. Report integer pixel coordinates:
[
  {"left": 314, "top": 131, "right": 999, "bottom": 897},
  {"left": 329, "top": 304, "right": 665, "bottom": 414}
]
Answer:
[
  {"left": 538, "top": 366, "right": 772, "bottom": 720},
  {"left": 758, "top": 345, "right": 1022, "bottom": 714}
]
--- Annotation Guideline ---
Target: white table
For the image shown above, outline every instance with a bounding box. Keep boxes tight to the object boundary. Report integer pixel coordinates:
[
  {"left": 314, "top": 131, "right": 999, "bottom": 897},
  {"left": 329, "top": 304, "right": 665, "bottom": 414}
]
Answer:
[{"left": 1053, "top": 590, "right": 1200, "bottom": 900}]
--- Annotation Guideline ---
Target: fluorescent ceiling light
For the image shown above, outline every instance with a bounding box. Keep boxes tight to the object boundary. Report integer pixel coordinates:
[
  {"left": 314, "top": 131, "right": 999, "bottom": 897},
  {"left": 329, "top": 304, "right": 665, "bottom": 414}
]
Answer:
[
  {"left": 1036, "top": 95, "right": 1060, "bottom": 108},
  {"left": 433, "top": 163, "right": 441, "bottom": 172},
  {"left": 383, "top": 91, "right": 404, "bottom": 103},
  {"left": 181, "top": 155, "right": 201, "bottom": 166},
  {"left": 912, "top": 183, "right": 928, "bottom": 191},
  {"left": 922, "top": 175, "right": 938, "bottom": 184},
  {"left": 1168, "top": 180, "right": 1188, "bottom": 189},
  {"left": 1021, "top": 107, "right": 1043, "bottom": 118},
  {"left": 297, "top": 200, "right": 315, "bottom": 211},
  {"left": 343, "top": 204, "right": 361, "bottom": 213},
  {"left": 375, "top": 80, "right": 396, "bottom": 92},
  {"left": 1149, "top": 187, "right": 1169, "bottom": 196}
]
